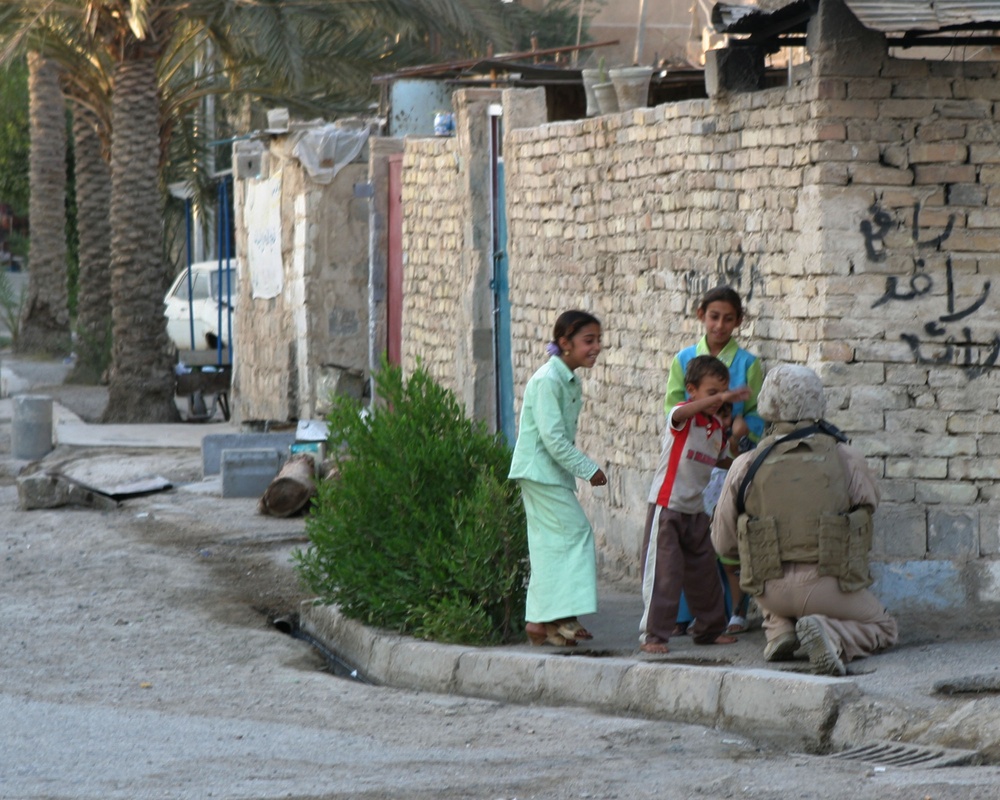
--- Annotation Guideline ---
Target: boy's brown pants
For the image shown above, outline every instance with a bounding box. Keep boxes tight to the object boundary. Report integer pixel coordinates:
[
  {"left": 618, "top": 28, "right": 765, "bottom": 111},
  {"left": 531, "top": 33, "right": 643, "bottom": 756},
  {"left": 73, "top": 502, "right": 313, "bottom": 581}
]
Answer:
[{"left": 639, "top": 504, "right": 727, "bottom": 645}]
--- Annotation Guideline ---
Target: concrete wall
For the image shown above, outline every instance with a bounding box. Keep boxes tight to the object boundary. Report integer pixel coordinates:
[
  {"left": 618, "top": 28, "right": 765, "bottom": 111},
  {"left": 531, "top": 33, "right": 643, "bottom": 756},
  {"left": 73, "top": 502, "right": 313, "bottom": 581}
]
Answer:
[
  {"left": 397, "top": 0, "right": 1000, "bottom": 619},
  {"left": 401, "top": 89, "right": 502, "bottom": 425},
  {"left": 231, "top": 129, "right": 369, "bottom": 424}
]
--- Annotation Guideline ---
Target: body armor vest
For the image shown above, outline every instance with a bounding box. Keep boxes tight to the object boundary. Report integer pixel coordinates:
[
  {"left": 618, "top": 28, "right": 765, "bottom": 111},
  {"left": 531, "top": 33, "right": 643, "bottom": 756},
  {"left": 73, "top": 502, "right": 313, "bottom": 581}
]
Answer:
[{"left": 736, "top": 421, "right": 873, "bottom": 595}]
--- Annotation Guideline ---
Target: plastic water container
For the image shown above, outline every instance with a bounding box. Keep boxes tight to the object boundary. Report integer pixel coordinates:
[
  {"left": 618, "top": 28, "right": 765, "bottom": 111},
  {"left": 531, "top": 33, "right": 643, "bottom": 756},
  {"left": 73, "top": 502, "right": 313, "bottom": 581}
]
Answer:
[{"left": 434, "top": 111, "right": 455, "bottom": 136}]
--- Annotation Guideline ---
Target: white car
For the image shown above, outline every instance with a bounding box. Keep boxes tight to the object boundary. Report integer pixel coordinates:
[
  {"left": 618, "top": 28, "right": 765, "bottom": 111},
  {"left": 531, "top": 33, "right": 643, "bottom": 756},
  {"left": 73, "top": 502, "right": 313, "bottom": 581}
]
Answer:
[{"left": 164, "top": 259, "right": 238, "bottom": 352}]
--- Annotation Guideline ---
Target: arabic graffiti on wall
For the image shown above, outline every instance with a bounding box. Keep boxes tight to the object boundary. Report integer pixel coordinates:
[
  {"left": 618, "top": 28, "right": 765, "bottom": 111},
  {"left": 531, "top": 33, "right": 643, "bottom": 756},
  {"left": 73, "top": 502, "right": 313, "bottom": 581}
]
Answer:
[
  {"left": 683, "top": 251, "right": 762, "bottom": 310},
  {"left": 863, "top": 202, "right": 997, "bottom": 378}
]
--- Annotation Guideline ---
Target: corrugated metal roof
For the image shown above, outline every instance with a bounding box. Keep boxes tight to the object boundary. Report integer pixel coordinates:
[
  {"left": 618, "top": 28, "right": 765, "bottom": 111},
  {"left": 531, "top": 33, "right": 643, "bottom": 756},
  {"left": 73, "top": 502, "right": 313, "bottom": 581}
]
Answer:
[
  {"left": 712, "top": 0, "right": 816, "bottom": 33},
  {"left": 843, "top": 1, "right": 1000, "bottom": 32}
]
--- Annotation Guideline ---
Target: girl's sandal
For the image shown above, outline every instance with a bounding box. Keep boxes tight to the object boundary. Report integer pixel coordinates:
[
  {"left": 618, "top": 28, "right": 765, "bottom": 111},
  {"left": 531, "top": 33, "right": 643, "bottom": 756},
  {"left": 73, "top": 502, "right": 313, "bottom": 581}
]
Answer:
[
  {"left": 526, "top": 622, "right": 577, "bottom": 647},
  {"left": 555, "top": 617, "right": 593, "bottom": 641}
]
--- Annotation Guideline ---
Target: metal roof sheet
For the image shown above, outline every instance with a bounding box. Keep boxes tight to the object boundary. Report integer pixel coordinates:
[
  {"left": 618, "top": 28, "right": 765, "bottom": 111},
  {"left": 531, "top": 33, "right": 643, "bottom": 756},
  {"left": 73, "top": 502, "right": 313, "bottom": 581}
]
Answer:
[
  {"left": 712, "top": 0, "right": 816, "bottom": 33},
  {"left": 842, "top": 1, "right": 1000, "bottom": 32}
]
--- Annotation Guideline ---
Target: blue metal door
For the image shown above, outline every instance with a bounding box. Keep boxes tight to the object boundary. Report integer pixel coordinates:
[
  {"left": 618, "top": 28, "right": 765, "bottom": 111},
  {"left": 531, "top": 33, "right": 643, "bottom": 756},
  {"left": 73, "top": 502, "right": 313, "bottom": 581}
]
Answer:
[{"left": 491, "top": 116, "right": 515, "bottom": 446}]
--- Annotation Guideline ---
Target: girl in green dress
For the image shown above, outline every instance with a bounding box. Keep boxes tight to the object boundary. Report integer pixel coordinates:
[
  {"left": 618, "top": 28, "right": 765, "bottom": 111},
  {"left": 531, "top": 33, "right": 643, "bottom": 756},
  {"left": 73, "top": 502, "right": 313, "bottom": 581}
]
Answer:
[{"left": 509, "top": 310, "right": 608, "bottom": 646}]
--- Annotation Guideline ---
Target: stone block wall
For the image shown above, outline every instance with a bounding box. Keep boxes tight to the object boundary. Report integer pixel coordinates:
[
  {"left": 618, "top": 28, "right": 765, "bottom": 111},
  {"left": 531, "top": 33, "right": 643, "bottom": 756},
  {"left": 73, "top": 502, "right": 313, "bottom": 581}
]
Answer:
[
  {"left": 232, "top": 132, "right": 369, "bottom": 424},
  {"left": 400, "top": 137, "right": 465, "bottom": 386},
  {"left": 521, "top": 24, "right": 1000, "bottom": 616},
  {"left": 795, "top": 9, "right": 1000, "bottom": 609},
  {"left": 401, "top": 89, "right": 502, "bottom": 425},
  {"left": 396, "top": 2, "right": 1000, "bottom": 616},
  {"left": 503, "top": 86, "right": 817, "bottom": 579}
]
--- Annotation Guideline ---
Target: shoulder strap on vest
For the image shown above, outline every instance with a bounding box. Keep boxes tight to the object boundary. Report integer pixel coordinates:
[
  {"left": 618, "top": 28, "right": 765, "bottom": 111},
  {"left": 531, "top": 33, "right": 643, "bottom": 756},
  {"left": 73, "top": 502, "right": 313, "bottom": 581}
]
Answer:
[{"left": 735, "top": 420, "right": 848, "bottom": 516}]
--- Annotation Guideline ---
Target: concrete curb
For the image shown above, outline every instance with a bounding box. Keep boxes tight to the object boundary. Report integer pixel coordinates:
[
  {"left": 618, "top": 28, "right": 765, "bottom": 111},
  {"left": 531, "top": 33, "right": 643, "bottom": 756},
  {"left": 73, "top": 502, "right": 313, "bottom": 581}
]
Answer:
[{"left": 299, "top": 602, "right": 861, "bottom": 750}]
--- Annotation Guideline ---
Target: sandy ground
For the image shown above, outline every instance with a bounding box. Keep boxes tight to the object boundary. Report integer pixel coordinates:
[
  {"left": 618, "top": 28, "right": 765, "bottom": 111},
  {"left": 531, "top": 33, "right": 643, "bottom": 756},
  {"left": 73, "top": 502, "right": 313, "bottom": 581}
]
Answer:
[{"left": 4, "top": 357, "right": 1000, "bottom": 798}]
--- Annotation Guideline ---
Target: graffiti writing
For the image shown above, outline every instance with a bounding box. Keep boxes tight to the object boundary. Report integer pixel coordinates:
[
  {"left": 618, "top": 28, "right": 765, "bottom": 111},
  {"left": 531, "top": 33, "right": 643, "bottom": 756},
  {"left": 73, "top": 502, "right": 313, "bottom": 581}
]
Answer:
[
  {"left": 900, "top": 327, "right": 1000, "bottom": 379},
  {"left": 683, "top": 251, "right": 762, "bottom": 310},
  {"left": 863, "top": 202, "right": 993, "bottom": 378},
  {"left": 859, "top": 204, "right": 893, "bottom": 262}
]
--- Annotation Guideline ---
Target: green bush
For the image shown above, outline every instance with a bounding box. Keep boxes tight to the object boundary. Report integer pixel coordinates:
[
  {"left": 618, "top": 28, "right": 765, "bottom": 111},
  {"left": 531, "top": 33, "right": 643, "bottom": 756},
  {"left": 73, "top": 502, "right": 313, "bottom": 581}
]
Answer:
[{"left": 293, "top": 361, "right": 528, "bottom": 645}]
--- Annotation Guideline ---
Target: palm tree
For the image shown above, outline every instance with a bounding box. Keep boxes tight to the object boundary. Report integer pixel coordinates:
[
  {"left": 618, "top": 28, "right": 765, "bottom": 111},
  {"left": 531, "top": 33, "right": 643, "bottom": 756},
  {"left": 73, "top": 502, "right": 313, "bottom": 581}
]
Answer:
[
  {"left": 66, "top": 105, "right": 112, "bottom": 384},
  {"left": 2, "top": 0, "right": 519, "bottom": 422},
  {"left": 18, "top": 51, "right": 70, "bottom": 356}
]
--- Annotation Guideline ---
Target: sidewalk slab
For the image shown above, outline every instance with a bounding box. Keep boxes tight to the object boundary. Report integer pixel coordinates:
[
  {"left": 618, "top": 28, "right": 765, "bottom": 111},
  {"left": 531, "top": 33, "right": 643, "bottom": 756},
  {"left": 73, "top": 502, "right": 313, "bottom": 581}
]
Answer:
[
  {"left": 299, "top": 601, "right": 863, "bottom": 751},
  {"left": 455, "top": 651, "right": 546, "bottom": 704},
  {"left": 719, "top": 668, "right": 860, "bottom": 750},
  {"left": 619, "top": 661, "right": 724, "bottom": 724},
  {"left": 56, "top": 420, "right": 238, "bottom": 449}
]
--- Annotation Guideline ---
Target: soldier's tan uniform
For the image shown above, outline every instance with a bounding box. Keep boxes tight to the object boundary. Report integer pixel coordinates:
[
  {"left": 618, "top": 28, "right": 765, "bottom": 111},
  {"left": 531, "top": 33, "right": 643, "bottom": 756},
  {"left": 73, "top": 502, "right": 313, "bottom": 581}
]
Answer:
[{"left": 712, "top": 368, "right": 898, "bottom": 672}]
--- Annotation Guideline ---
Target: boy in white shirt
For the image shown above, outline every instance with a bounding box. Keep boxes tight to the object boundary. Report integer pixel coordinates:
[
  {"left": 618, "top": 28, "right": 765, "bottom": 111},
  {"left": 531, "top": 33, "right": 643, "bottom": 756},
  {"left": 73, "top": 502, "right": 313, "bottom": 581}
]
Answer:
[{"left": 639, "top": 356, "right": 749, "bottom": 654}]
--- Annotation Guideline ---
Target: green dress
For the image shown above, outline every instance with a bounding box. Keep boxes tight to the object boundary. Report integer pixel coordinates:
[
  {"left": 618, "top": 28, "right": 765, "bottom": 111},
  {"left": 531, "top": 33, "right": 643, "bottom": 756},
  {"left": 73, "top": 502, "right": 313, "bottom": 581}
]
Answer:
[{"left": 509, "top": 357, "right": 601, "bottom": 622}]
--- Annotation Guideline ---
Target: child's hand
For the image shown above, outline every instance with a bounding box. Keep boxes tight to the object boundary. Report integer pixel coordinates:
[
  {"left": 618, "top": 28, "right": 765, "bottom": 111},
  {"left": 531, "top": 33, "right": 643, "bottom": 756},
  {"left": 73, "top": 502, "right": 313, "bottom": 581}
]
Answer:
[
  {"left": 731, "top": 415, "right": 750, "bottom": 441},
  {"left": 727, "top": 386, "right": 751, "bottom": 403},
  {"left": 590, "top": 468, "right": 608, "bottom": 487}
]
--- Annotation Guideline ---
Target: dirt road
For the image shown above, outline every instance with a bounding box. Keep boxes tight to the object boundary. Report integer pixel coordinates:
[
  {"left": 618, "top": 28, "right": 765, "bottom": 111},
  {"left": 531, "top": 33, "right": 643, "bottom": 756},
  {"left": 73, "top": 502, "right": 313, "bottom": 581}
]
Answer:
[{"left": 3, "top": 367, "right": 1000, "bottom": 798}]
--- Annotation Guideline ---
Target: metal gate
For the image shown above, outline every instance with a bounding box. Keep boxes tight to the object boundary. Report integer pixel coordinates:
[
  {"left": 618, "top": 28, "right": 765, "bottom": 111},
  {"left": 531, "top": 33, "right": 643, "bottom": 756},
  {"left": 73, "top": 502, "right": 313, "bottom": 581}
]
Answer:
[{"left": 490, "top": 107, "right": 515, "bottom": 446}]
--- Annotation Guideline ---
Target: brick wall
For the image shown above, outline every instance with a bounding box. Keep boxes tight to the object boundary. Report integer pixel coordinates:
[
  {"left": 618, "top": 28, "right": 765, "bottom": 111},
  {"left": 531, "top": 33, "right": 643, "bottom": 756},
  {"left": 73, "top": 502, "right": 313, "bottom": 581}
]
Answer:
[
  {"left": 400, "top": 137, "right": 465, "bottom": 385},
  {"left": 800, "top": 21, "right": 1000, "bottom": 606},
  {"left": 502, "top": 87, "right": 818, "bottom": 578},
  {"left": 401, "top": 90, "right": 502, "bottom": 424},
  {"left": 398, "top": 5, "right": 1000, "bottom": 614}
]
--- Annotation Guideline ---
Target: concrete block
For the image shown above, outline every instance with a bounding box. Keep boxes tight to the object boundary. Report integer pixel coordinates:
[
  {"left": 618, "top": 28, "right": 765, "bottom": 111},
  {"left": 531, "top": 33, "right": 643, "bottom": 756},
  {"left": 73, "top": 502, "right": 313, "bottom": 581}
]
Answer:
[
  {"left": 385, "top": 639, "right": 468, "bottom": 694},
  {"left": 718, "top": 669, "right": 859, "bottom": 750},
  {"left": 16, "top": 471, "right": 120, "bottom": 511},
  {"left": 927, "top": 508, "right": 979, "bottom": 558},
  {"left": 220, "top": 448, "right": 282, "bottom": 498},
  {"left": 12, "top": 395, "right": 53, "bottom": 460},
  {"left": 202, "top": 432, "right": 296, "bottom": 476},
  {"left": 914, "top": 481, "right": 978, "bottom": 505},
  {"left": 618, "top": 662, "right": 723, "bottom": 725},
  {"left": 884, "top": 457, "right": 948, "bottom": 480},
  {"left": 979, "top": 505, "right": 1000, "bottom": 556},
  {"left": 704, "top": 46, "right": 765, "bottom": 98},
  {"left": 366, "top": 632, "right": 400, "bottom": 686},
  {"left": 455, "top": 651, "right": 546, "bottom": 703},
  {"left": 974, "top": 561, "right": 1000, "bottom": 603},
  {"left": 540, "top": 656, "right": 632, "bottom": 712},
  {"left": 871, "top": 560, "right": 965, "bottom": 611},
  {"left": 872, "top": 504, "right": 926, "bottom": 558}
]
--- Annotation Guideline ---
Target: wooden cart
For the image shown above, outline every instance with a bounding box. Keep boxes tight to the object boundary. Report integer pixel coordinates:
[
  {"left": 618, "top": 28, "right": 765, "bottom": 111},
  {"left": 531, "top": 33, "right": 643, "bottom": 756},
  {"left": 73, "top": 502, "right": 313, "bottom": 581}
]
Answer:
[{"left": 175, "top": 348, "right": 232, "bottom": 421}]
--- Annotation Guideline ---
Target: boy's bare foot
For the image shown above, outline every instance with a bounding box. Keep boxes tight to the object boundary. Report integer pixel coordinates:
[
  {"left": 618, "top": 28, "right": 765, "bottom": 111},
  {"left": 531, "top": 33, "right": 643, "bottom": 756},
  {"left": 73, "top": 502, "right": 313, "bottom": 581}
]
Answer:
[
  {"left": 640, "top": 641, "right": 669, "bottom": 654},
  {"left": 708, "top": 633, "right": 737, "bottom": 645}
]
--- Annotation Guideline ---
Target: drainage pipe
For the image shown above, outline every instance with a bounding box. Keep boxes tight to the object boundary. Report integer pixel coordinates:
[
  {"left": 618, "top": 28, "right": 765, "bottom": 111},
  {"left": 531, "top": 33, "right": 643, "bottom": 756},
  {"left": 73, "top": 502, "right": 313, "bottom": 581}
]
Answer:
[{"left": 273, "top": 614, "right": 370, "bottom": 683}]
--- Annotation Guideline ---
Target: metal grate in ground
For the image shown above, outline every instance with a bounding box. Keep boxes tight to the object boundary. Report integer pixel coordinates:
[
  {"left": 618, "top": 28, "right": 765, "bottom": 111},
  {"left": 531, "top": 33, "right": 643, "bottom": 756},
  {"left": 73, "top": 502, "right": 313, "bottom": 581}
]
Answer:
[{"left": 831, "top": 742, "right": 981, "bottom": 769}]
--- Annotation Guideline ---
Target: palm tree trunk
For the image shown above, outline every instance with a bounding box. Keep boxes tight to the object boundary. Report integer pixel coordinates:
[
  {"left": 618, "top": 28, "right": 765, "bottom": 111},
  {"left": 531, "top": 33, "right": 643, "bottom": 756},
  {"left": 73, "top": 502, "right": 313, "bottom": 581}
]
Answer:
[
  {"left": 18, "top": 51, "right": 70, "bottom": 355},
  {"left": 102, "top": 56, "right": 178, "bottom": 423},
  {"left": 66, "top": 105, "right": 112, "bottom": 384}
]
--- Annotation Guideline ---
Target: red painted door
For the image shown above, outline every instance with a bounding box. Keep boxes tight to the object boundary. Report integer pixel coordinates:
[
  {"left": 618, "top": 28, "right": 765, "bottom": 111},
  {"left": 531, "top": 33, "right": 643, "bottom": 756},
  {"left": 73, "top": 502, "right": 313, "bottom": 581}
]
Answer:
[{"left": 387, "top": 155, "right": 403, "bottom": 365}]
